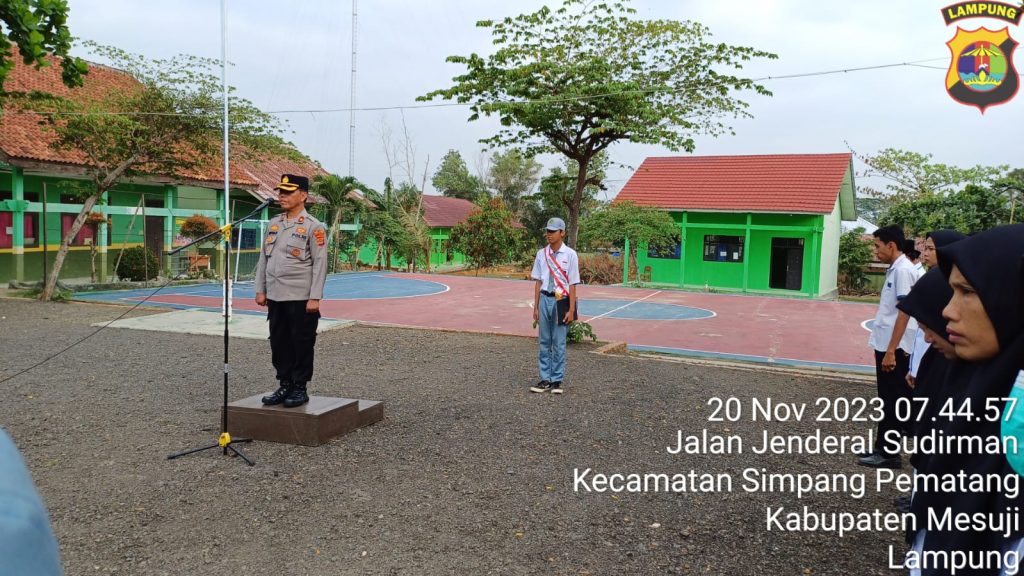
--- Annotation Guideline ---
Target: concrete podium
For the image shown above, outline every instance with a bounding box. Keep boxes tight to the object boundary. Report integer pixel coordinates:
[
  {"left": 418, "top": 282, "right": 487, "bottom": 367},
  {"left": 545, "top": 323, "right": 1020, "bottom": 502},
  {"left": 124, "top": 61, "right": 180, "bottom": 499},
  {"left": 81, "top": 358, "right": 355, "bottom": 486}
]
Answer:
[{"left": 226, "top": 395, "right": 384, "bottom": 447}]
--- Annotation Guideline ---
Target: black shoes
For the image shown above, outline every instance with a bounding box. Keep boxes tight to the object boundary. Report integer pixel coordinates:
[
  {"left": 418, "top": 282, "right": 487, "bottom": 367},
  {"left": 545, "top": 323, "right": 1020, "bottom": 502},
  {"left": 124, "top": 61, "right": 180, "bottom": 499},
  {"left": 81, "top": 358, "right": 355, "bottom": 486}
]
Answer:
[
  {"left": 261, "top": 382, "right": 292, "bottom": 405},
  {"left": 283, "top": 383, "right": 309, "bottom": 408},
  {"left": 857, "top": 452, "right": 902, "bottom": 469},
  {"left": 530, "top": 381, "right": 564, "bottom": 394}
]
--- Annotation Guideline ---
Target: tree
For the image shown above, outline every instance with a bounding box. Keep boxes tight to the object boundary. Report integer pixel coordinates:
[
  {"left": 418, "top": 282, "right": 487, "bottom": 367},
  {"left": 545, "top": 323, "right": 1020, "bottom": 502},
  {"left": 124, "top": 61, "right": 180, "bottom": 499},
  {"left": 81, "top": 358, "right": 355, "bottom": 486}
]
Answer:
[
  {"left": 450, "top": 198, "right": 528, "bottom": 274},
  {"left": 484, "top": 149, "right": 541, "bottom": 217},
  {"left": 432, "top": 149, "right": 484, "bottom": 201},
  {"left": 361, "top": 177, "right": 412, "bottom": 270},
  {"left": 420, "top": 0, "right": 775, "bottom": 246},
  {"left": 525, "top": 152, "right": 609, "bottom": 241},
  {"left": 882, "top": 184, "right": 1012, "bottom": 235},
  {"left": 993, "top": 168, "right": 1023, "bottom": 224},
  {"left": 310, "top": 174, "right": 373, "bottom": 272},
  {"left": 35, "top": 43, "right": 287, "bottom": 300},
  {"left": 0, "top": 0, "right": 86, "bottom": 94},
  {"left": 838, "top": 228, "right": 873, "bottom": 293},
  {"left": 580, "top": 201, "right": 679, "bottom": 283},
  {"left": 851, "top": 147, "right": 1007, "bottom": 218}
]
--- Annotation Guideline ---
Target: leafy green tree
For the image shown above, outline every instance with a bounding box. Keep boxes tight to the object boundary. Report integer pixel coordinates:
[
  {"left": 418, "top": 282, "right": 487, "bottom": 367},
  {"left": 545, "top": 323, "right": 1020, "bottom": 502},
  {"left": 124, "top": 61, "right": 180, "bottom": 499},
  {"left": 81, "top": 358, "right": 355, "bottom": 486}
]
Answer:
[
  {"left": 310, "top": 174, "right": 374, "bottom": 272},
  {"left": 450, "top": 198, "right": 528, "bottom": 274},
  {"left": 485, "top": 149, "right": 541, "bottom": 217},
  {"left": 838, "top": 228, "right": 873, "bottom": 293},
  {"left": 580, "top": 201, "right": 679, "bottom": 283},
  {"left": 993, "top": 168, "right": 1023, "bottom": 224},
  {"left": 852, "top": 147, "right": 1007, "bottom": 218},
  {"left": 882, "top": 184, "right": 1012, "bottom": 235},
  {"left": 525, "top": 153, "right": 609, "bottom": 242},
  {"left": 0, "top": 0, "right": 86, "bottom": 93},
  {"left": 36, "top": 42, "right": 288, "bottom": 300},
  {"left": 420, "top": 0, "right": 775, "bottom": 247},
  {"left": 432, "top": 149, "right": 484, "bottom": 201}
]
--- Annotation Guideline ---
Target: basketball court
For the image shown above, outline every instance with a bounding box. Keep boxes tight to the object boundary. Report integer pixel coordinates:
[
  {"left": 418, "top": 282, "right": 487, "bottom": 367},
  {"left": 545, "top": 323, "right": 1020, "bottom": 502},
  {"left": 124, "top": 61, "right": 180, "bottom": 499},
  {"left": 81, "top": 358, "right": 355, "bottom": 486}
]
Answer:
[{"left": 75, "top": 272, "right": 878, "bottom": 373}]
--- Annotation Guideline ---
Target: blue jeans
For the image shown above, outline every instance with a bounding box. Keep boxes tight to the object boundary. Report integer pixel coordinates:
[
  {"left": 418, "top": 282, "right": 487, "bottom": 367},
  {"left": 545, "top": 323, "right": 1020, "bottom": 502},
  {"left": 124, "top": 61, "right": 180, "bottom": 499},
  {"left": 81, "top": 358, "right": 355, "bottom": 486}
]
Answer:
[
  {"left": 538, "top": 294, "right": 568, "bottom": 382},
  {"left": 0, "top": 428, "right": 63, "bottom": 576}
]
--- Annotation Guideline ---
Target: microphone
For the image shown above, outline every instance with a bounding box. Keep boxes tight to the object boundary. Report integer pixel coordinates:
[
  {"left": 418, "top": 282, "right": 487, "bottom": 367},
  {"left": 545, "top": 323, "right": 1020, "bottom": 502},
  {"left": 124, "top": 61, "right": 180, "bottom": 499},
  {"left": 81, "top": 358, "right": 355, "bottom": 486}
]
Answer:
[{"left": 255, "top": 196, "right": 275, "bottom": 211}]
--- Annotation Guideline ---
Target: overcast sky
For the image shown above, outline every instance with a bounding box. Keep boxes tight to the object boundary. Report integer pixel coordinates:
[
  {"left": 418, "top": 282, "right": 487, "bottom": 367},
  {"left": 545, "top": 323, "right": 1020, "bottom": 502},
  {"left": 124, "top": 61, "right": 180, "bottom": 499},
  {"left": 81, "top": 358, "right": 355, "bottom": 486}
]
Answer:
[{"left": 66, "top": 0, "right": 1024, "bottom": 201}]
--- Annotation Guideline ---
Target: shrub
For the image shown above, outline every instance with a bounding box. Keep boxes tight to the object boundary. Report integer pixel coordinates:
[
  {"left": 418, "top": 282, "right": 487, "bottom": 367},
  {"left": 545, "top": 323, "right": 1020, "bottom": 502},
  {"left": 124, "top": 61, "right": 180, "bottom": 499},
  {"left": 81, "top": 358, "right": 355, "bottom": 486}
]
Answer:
[
  {"left": 568, "top": 320, "right": 597, "bottom": 343},
  {"left": 116, "top": 246, "right": 160, "bottom": 281},
  {"left": 838, "top": 229, "right": 873, "bottom": 294},
  {"left": 579, "top": 253, "right": 622, "bottom": 285},
  {"left": 179, "top": 214, "right": 219, "bottom": 242}
]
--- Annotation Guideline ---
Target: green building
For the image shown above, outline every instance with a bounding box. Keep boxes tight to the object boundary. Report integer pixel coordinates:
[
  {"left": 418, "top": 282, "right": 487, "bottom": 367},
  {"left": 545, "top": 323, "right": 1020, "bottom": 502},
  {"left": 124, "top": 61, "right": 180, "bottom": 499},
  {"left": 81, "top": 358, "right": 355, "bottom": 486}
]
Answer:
[
  {"left": 615, "top": 153, "right": 857, "bottom": 299},
  {"left": 357, "top": 195, "right": 477, "bottom": 269},
  {"left": 0, "top": 56, "right": 326, "bottom": 285}
]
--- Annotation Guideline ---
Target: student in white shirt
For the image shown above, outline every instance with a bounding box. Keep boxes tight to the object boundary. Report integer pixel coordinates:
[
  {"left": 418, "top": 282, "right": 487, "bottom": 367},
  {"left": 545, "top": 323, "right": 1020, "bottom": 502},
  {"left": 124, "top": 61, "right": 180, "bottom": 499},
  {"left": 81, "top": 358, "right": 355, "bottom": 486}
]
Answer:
[
  {"left": 860, "top": 225, "right": 920, "bottom": 469},
  {"left": 529, "top": 217, "right": 581, "bottom": 395}
]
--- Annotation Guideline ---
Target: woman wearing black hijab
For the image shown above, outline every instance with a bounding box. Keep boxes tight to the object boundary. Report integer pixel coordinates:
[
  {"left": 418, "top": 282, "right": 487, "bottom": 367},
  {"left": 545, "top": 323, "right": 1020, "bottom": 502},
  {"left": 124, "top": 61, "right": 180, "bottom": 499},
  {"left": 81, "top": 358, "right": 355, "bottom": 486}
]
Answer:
[
  {"left": 908, "top": 230, "right": 968, "bottom": 389},
  {"left": 909, "top": 223, "right": 1024, "bottom": 575}
]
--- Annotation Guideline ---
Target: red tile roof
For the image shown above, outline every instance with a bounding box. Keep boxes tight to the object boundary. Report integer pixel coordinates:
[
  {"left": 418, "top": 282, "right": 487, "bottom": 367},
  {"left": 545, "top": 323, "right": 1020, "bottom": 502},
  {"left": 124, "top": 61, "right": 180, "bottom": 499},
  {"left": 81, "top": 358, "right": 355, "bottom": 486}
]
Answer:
[
  {"left": 615, "top": 153, "right": 853, "bottom": 214},
  {"left": 420, "top": 195, "right": 478, "bottom": 228},
  {"left": 0, "top": 55, "right": 325, "bottom": 199}
]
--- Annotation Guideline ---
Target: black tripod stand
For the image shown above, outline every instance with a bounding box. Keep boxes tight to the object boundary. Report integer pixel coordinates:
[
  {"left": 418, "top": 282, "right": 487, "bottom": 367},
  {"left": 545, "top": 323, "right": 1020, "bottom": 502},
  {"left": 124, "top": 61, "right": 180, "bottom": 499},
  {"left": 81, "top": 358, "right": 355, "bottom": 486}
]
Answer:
[{"left": 167, "top": 201, "right": 270, "bottom": 466}]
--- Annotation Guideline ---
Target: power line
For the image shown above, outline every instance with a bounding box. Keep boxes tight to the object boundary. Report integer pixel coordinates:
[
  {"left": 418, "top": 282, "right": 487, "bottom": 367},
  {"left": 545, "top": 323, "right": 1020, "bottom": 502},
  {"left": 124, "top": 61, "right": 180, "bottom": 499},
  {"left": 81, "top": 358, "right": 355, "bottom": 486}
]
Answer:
[{"left": 3, "top": 57, "right": 951, "bottom": 118}]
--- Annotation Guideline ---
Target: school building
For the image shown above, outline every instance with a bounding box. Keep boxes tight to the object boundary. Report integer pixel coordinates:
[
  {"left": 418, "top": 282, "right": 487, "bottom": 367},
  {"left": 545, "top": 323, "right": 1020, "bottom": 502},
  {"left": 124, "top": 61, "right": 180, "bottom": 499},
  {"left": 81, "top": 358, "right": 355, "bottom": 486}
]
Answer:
[
  {"left": 358, "top": 195, "right": 477, "bottom": 269},
  {"left": 0, "top": 57, "right": 326, "bottom": 285},
  {"left": 614, "top": 153, "right": 857, "bottom": 299}
]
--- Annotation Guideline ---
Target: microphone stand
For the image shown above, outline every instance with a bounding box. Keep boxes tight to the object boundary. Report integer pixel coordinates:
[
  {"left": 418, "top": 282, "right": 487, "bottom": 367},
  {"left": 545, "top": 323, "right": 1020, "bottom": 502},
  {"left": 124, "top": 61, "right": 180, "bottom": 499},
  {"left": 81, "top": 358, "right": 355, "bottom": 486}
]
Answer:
[{"left": 166, "top": 200, "right": 271, "bottom": 466}]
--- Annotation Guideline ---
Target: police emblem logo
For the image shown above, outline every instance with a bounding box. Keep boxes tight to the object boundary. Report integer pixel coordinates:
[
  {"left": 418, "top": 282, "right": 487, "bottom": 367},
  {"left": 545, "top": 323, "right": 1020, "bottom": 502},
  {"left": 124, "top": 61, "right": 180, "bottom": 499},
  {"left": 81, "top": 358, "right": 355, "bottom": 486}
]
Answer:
[
  {"left": 297, "top": 227, "right": 306, "bottom": 235},
  {"left": 946, "top": 27, "right": 1020, "bottom": 111},
  {"left": 269, "top": 225, "right": 279, "bottom": 233},
  {"left": 266, "top": 235, "right": 276, "bottom": 244},
  {"left": 314, "top": 229, "right": 326, "bottom": 247},
  {"left": 291, "top": 248, "right": 301, "bottom": 257},
  {"left": 941, "top": 2, "right": 1021, "bottom": 111}
]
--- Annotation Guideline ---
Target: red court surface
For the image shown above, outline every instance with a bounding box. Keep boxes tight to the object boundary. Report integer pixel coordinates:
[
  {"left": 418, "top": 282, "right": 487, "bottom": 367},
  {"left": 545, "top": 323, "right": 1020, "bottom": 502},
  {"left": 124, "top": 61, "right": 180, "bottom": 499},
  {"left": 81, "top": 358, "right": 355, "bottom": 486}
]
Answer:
[{"left": 127, "top": 273, "right": 878, "bottom": 373}]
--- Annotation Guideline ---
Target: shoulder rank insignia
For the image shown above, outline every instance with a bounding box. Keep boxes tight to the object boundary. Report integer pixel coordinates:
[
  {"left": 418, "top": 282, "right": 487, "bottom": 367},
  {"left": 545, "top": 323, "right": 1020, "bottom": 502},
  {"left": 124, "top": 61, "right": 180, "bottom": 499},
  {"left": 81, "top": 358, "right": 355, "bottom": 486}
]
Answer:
[{"left": 314, "top": 229, "right": 326, "bottom": 246}]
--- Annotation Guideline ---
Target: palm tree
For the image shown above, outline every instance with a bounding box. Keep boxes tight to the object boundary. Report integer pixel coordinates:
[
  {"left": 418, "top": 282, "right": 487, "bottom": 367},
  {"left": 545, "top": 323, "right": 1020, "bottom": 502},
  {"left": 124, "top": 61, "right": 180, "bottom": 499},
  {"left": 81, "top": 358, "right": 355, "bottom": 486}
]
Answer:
[{"left": 310, "top": 174, "right": 373, "bottom": 272}]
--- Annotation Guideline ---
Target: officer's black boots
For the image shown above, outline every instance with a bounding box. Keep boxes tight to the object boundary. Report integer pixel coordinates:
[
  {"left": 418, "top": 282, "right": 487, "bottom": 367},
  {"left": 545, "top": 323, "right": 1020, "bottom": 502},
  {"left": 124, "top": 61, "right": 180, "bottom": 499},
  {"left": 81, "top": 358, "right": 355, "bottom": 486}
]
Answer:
[
  {"left": 261, "top": 381, "right": 292, "bottom": 405},
  {"left": 283, "top": 382, "right": 309, "bottom": 408}
]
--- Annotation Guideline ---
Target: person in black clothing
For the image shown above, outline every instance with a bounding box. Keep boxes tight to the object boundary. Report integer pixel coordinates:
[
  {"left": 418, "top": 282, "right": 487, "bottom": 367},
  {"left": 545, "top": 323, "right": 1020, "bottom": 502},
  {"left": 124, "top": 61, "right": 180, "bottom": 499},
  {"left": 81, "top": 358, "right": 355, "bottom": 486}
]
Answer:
[{"left": 906, "top": 224, "right": 1024, "bottom": 575}]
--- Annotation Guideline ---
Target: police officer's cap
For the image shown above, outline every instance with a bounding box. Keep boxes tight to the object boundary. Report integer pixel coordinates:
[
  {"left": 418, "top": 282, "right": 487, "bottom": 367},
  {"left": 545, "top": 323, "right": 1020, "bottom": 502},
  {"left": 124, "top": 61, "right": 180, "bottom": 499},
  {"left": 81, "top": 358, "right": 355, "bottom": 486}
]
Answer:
[{"left": 274, "top": 174, "right": 309, "bottom": 193}]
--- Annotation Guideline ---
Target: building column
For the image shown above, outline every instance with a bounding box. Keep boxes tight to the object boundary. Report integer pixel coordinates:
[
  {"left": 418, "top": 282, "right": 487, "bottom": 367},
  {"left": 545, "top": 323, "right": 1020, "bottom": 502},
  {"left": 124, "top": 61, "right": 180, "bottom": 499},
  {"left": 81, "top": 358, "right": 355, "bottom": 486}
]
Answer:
[
  {"left": 741, "top": 213, "right": 752, "bottom": 293},
  {"left": 678, "top": 212, "right": 688, "bottom": 288},
  {"left": 809, "top": 226, "right": 822, "bottom": 298},
  {"left": 97, "top": 191, "right": 109, "bottom": 282},
  {"left": 163, "top": 185, "right": 175, "bottom": 276},
  {"left": 11, "top": 167, "right": 24, "bottom": 282}
]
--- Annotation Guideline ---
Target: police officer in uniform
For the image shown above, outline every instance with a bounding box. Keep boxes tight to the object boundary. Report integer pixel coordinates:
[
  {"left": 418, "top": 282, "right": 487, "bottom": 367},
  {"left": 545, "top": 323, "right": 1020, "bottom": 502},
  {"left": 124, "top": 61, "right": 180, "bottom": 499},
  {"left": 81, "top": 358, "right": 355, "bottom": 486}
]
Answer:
[{"left": 255, "top": 174, "right": 328, "bottom": 408}]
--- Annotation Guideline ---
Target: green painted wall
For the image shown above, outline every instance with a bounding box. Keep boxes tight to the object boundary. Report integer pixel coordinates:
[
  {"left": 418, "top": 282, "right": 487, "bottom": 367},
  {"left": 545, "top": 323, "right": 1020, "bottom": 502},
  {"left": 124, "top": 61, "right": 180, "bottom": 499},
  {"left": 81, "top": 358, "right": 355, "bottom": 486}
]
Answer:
[
  {"left": 819, "top": 199, "right": 843, "bottom": 298},
  {"left": 632, "top": 210, "right": 830, "bottom": 298},
  {"left": 357, "top": 227, "right": 467, "bottom": 269}
]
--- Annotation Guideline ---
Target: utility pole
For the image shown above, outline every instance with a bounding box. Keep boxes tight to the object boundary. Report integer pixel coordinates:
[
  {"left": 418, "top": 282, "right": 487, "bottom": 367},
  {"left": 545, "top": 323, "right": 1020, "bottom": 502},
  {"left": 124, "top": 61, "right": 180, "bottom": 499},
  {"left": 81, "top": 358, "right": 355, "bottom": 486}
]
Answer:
[{"left": 349, "top": 0, "right": 358, "bottom": 177}]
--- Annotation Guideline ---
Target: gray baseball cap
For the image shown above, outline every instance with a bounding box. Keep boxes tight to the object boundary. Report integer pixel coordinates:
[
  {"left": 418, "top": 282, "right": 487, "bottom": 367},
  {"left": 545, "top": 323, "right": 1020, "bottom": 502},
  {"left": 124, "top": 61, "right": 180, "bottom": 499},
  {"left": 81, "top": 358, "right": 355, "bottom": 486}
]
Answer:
[{"left": 543, "top": 217, "right": 566, "bottom": 231}]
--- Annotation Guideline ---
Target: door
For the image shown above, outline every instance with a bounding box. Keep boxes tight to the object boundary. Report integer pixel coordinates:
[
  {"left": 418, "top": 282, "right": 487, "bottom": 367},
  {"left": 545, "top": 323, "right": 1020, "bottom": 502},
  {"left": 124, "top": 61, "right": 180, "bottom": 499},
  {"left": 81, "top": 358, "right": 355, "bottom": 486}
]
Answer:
[
  {"left": 145, "top": 215, "right": 164, "bottom": 271},
  {"left": 769, "top": 237, "right": 804, "bottom": 291}
]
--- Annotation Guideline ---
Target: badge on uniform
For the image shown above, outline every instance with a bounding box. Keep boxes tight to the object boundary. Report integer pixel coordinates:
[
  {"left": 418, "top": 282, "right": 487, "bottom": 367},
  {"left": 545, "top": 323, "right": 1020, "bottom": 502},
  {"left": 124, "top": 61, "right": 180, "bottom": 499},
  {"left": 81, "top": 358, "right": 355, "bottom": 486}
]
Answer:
[
  {"left": 269, "top": 225, "right": 279, "bottom": 233},
  {"left": 314, "top": 229, "right": 325, "bottom": 246}
]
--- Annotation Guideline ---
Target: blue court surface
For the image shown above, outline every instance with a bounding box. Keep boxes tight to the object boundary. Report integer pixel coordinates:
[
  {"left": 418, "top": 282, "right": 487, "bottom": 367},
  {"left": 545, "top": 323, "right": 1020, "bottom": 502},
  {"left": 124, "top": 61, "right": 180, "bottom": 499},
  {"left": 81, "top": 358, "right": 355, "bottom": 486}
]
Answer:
[
  {"left": 579, "top": 300, "right": 714, "bottom": 320},
  {"left": 75, "top": 272, "right": 449, "bottom": 308}
]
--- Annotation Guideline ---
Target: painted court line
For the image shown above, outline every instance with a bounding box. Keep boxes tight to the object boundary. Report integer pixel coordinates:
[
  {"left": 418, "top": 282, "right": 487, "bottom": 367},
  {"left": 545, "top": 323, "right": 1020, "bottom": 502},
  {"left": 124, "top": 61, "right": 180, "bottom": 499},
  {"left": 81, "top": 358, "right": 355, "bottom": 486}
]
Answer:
[{"left": 586, "top": 290, "right": 662, "bottom": 322}]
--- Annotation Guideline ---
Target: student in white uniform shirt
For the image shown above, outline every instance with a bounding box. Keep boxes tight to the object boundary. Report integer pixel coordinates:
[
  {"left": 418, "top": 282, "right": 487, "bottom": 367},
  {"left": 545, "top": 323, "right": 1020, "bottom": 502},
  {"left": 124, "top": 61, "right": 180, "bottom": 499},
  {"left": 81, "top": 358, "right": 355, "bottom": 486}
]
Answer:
[
  {"left": 860, "top": 225, "right": 920, "bottom": 469},
  {"left": 529, "top": 217, "right": 580, "bottom": 395}
]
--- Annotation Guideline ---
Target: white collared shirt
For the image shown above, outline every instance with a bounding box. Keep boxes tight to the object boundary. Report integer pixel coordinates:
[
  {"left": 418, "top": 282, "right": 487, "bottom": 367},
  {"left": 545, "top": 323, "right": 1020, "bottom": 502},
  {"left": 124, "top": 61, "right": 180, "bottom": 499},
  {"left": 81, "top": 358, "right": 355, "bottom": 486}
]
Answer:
[
  {"left": 869, "top": 254, "right": 919, "bottom": 353},
  {"left": 531, "top": 243, "right": 581, "bottom": 291}
]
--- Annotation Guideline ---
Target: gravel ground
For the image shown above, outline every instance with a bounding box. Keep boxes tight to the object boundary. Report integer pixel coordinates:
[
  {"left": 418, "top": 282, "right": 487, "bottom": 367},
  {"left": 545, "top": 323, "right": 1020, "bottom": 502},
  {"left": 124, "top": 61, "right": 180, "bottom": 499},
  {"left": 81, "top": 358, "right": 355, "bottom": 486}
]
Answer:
[{"left": 0, "top": 298, "right": 904, "bottom": 575}]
